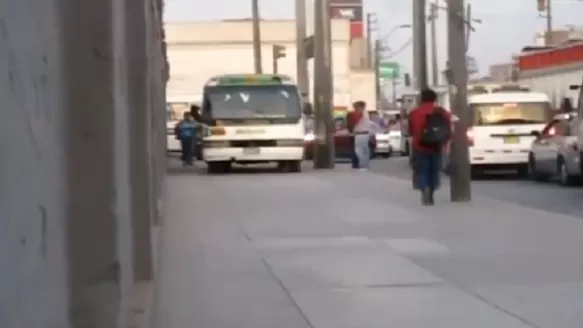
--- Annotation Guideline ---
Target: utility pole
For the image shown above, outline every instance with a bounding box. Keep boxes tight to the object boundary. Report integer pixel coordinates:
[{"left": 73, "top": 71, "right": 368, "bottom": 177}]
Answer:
[
  {"left": 374, "top": 39, "right": 381, "bottom": 107},
  {"left": 366, "top": 13, "right": 375, "bottom": 68},
  {"left": 447, "top": 0, "right": 471, "bottom": 202},
  {"left": 412, "top": 0, "right": 428, "bottom": 93},
  {"left": 429, "top": 2, "right": 439, "bottom": 86},
  {"left": 295, "top": 0, "right": 309, "bottom": 99},
  {"left": 251, "top": 0, "right": 263, "bottom": 73},
  {"left": 313, "top": 0, "right": 335, "bottom": 168},
  {"left": 546, "top": 0, "right": 553, "bottom": 45},
  {"left": 391, "top": 79, "right": 398, "bottom": 105},
  {"left": 536, "top": 0, "right": 552, "bottom": 45}
]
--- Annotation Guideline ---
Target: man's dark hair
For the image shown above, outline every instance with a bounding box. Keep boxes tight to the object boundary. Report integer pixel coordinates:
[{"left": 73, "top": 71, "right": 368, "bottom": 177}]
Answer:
[
  {"left": 420, "top": 88, "right": 437, "bottom": 103},
  {"left": 353, "top": 101, "right": 366, "bottom": 109}
]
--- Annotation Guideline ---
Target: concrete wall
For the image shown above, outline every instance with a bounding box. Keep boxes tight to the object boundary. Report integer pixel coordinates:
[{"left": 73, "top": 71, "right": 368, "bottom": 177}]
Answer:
[
  {"left": 165, "top": 19, "right": 352, "bottom": 105},
  {"left": 0, "top": 0, "right": 167, "bottom": 326}
]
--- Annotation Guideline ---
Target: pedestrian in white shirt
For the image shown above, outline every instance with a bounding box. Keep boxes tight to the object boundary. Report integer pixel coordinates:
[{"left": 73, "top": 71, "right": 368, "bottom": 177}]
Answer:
[{"left": 351, "top": 101, "right": 371, "bottom": 171}]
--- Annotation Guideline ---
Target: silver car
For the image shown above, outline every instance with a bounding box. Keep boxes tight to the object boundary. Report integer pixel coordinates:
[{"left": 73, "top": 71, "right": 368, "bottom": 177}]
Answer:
[{"left": 528, "top": 112, "right": 582, "bottom": 185}]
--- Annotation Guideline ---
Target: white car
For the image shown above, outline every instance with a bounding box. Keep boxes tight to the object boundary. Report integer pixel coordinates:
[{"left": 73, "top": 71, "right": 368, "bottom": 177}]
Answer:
[{"left": 528, "top": 112, "right": 582, "bottom": 185}]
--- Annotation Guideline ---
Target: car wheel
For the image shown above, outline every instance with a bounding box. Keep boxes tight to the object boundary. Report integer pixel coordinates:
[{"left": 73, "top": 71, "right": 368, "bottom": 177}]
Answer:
[
  {"left": 557, "top": 156, "right": 578, "bottom": 186},
  {"left": 528, "top": 154, "right": 549, "bottom": 182}
]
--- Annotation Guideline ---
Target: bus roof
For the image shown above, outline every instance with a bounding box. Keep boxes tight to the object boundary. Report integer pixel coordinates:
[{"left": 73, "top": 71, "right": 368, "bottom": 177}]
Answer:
[
  {"left": 468, "top": 92, "right": 550, "bottom": 104},
  {"left": 205, "top": 74, "right": 295, "bottom": 86}
]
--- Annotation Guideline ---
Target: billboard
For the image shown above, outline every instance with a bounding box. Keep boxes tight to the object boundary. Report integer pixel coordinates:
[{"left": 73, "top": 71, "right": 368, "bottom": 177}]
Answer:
[{"left": 330, "top": 5, "right": 363, "bottom": 22}]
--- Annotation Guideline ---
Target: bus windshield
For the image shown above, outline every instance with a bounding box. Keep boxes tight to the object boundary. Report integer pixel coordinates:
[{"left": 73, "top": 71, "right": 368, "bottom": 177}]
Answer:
[
  {"left": 203, "top": 85, "right": 302, "bottom": 120},
  {"left": 470, "top": 102, "right": 552, "bottom": 126}
]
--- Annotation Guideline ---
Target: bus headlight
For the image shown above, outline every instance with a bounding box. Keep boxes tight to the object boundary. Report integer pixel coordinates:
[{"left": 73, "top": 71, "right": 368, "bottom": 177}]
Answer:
[{"left": 304, "top": 133, "right": 315, "bottom": 141}]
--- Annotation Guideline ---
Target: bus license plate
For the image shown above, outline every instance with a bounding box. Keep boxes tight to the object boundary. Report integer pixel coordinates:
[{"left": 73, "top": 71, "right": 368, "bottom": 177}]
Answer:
[
  {"left": 503, "top": 136, "right": 519, "bottom": 144},
  {"left": 243, "top": 147, "right": 260, "bottom": 155}
]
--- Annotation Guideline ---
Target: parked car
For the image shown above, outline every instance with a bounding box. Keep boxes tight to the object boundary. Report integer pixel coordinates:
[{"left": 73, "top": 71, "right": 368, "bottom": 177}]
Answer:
[
  {"left": 304, "top": 117, "right": 376, "bottom": 160},
  {"left": 528, "top": 112, "right": 582, "bottom": 185}
]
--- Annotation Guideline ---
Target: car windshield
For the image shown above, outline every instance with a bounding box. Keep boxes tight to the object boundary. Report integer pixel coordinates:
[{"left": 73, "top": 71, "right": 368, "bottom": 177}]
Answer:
[
  {"left": 470, "top": 101, "right": 552, "bottom": 126},
  {"left": 204, "top": 85, "right": 302, "bottom": 119}
]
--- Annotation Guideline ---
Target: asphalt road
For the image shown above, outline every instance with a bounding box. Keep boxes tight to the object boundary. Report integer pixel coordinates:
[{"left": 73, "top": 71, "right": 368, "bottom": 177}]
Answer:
[
  {"left": 370, "top": 155, "right": 583, "bottom": 218},
  {"left": 166, "top": 153, "right": 583, "bottom": 218}
]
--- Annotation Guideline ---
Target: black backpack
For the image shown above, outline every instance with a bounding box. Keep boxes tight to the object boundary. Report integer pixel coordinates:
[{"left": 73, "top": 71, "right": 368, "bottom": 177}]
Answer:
[{"left": 420, "top": 107, "right": 450, "bottom": 147}]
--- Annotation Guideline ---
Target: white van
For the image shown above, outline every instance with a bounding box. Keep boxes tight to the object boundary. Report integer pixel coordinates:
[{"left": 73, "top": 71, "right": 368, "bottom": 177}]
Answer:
[{"left": 467, "top": 92, "right": 554, "bottom": 175}]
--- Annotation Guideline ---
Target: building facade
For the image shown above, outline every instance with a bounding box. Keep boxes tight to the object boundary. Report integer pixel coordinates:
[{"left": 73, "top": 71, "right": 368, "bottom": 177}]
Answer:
[{"left": 165, "top": 19, "right": 354, "bottom": 106}]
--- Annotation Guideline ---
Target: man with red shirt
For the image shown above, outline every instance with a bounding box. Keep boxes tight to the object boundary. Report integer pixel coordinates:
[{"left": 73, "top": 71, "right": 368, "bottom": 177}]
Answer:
[{"left": 408, "top": 89, "right": 452, "bottom": 205}]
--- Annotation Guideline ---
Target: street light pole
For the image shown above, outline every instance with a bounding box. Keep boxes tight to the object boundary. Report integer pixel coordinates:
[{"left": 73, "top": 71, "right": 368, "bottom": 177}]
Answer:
[
  {"left": 313, "top": 0, "right": 334, "bottom": 168},
  {"left": 295, "top": 0, "right": 309, "bottom": 99},
  {"left": 251, "top": 0, "right": 263, "bottom": 73},
  {"left": 447, "top": 0, "right": 471, "bottom": 202}
]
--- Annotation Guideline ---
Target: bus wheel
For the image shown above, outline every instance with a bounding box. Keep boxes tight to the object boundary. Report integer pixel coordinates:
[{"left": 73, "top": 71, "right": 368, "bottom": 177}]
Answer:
[
  {"left": 278, "top": 161, "right": 301, "bottom": 173},
  {"left": 288, "top": 161, "right": 302, "bottom": 173},
  {"left": 207, "top": 162, "right": 229, "bottom": 174}
]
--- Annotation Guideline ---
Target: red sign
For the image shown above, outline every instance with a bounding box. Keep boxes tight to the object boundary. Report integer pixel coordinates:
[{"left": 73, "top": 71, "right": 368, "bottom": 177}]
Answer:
[
  {"left": 350, "top": 22, "right": 363, "bottom": 38},
  {"left": 518, "top": 42, "right": 583, "bottom": 71}
]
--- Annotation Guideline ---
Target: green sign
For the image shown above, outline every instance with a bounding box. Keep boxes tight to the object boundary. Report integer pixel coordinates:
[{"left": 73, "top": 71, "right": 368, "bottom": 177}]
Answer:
[{"left": 378, "top": 61, "right": 400, "bottom": 80}]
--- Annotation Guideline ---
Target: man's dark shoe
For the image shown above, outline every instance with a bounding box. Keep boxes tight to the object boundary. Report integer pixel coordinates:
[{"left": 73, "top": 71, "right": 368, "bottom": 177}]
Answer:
[
  {"left": 421, "top": 189, "right": 430, "bottom": 205},
  {"left": 428, "top": 189, "right": 435, "bottom": 205}
]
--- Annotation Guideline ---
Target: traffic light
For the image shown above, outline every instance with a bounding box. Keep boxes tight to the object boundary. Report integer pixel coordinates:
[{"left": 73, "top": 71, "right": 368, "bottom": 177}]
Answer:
[
  {"left": 273, "top": 44, "right": 286, "bottom": 59},
  {"left": 272, "top": 44, "right": 286, "bottom": 74},
  {"left": 537, "top": 0, "right": 546, "bottom": 12}
]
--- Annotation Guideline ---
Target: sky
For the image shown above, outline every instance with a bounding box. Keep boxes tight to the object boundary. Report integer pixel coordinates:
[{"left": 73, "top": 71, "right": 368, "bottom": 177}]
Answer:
[{"left": 163, "top": 0, "right": 583, "bottom": 77}]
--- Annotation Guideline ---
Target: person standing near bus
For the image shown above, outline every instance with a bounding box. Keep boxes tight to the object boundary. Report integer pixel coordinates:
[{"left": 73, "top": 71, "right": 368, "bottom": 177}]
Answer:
[{"left": 175, "top": 112, "right": 197, "bottom": 166}]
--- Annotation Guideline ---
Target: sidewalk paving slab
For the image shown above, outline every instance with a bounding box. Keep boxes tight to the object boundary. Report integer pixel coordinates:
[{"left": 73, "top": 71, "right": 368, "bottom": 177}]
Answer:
[{"left": 153, "top": 168, "right": 583, "bottom": 328}]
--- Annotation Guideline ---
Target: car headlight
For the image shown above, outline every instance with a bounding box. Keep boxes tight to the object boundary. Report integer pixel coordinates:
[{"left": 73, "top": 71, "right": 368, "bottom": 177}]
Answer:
[{"left": 304, "top": 133, "right": 315, "bottom": 141}]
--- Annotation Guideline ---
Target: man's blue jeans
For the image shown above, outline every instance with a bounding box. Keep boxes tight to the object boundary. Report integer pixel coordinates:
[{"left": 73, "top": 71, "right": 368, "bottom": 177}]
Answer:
[
  {"left": 413, "top": 151, "right": 442, "bottom": 190},
  {"left": 354, "top": 134, "right": 370, "bottom": 169}
]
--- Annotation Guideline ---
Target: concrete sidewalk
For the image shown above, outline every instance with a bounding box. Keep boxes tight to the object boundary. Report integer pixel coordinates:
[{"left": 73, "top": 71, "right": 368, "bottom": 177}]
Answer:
[{"left": 153, "top": 168, "right": 583, "bottom": 328}]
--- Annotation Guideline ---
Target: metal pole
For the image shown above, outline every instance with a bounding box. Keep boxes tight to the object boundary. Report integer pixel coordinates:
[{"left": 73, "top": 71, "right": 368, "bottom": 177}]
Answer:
[
  {"left": 272, "top": 48, "right": 278, "bottom": 74},
  {"left": 391, "top": 78, "right": 397, "bottom": 105},
  {"left": 251, "top": 0, "right": 263, "bottom": 73},
  {"left": 295, "top": 0, "right": 309, "bottom": 99},
  {"left": 429, "top": 2, "right": 439, "bottom": 86},
  {"left": 313, "top": 0, "right": 334, "bottom": 168},
  {"left": 447, "top": 0, "right": 471, "bottom": 202},
  {"left": 546, "top": 0, "right": 552, "bottom": 45},
  {"left": 374, "top": 39, "right": 381, "bottom": 108},
  {"left": 412, "top": 0, "right": 428, "bottom": 92},
  {"left": 367, "top": 13, "right": 374, "bottom": 68}
]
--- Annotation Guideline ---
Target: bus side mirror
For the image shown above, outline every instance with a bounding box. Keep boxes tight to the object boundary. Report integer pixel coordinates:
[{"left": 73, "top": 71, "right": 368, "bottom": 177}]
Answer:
[
  {"left": 190, "top": 105, "right": 201, "bottom": 121},
  {"left": 302, "top": 102, "right": 313, "bottom": 115}
]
